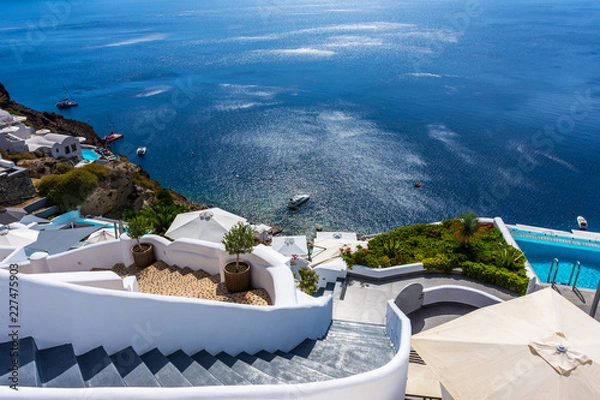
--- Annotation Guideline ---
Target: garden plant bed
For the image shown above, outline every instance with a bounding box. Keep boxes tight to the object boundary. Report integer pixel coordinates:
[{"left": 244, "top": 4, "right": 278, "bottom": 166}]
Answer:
[{"left": 93, "top": 261, "right": 272, "bottom": 305}]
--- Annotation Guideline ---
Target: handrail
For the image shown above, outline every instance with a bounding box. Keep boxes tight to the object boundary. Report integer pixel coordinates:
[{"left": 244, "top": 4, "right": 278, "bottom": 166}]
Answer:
[
  {"left": 568, "top": 261, "right": 581, "bottom": 287},
  {"left": 547, "top": 258, "right": 559, "bottom": 284}
]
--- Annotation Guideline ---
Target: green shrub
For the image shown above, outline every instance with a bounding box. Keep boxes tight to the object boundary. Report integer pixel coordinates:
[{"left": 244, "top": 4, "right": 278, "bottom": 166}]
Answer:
[
  {"left": 462, "top": 262, "right": 529, "bottom": 295},
  {"left": 55, "top": 163, "right": 73, "bottom": 174},
  {"left": 423, "top": 254, "right": 452, "bottom": 273},
  {"left": 297, "top": 267, "right": 319, "bottom": 295},
  {"left": 81, "top": 163, "right": 110, "bottom": 179},
  {"left": 35, "top": 168, "right": 99, "bottom": 211}
]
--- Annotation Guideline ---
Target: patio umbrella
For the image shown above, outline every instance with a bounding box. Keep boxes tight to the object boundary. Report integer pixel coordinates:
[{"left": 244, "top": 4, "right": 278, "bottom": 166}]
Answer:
[
  {"left": 84, "top": 228, "right": 117, "bottom": 244},
  {"left": 0, "top": 208, "right": 28, "bottom": 225},
  {"left": 0, "top": 224, "right": 39, "bottom": 247},
  {"left": 165, "top": 208, "right": 247, "bottom": 243},
  {"left": 411, "top": 288, "right": 600, "bottom": 400},
  {"left": 271, "top": 236, "right": 308, "bottom": 256}
]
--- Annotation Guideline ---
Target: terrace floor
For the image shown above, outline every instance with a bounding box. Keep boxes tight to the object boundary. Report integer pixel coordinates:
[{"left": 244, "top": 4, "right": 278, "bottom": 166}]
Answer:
[{"left": 94, "top": 261, "right": 272, "bottom": 306}]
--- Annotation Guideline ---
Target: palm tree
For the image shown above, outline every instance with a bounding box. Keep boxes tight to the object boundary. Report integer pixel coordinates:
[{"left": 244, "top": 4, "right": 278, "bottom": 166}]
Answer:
[
  {"left": 458, "top": 212, "right": 479, "bottom": 247},
  {"left": 140, "top": 202, "right": 184, "bottom": 235}
]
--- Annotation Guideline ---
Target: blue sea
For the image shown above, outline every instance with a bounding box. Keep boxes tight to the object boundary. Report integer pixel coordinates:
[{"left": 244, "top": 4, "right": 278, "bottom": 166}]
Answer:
[{"left": 2, "top": 0, "right": 599, "bottom": 236}]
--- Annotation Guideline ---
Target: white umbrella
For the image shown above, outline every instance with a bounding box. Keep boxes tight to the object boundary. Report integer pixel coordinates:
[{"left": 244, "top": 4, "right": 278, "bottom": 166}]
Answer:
[
  {"left": 85, "top": 228, "right": 117, "bottom": 244},
  {"left": 0, "top": 225, "right": 39, "bottom": 247},
  {"left": 271, "top": 236, "right": 308, "bottom": 256},
  {"left": 411, "top": 288, "right": 600, "bottom": 400},
  {"left": 165, "top": 208, "right": 247, "bottom": 243}
]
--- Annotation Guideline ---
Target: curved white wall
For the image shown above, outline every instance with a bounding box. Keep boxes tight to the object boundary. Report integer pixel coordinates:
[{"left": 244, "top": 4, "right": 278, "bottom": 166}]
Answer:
[
  {"left": 0, "top": 299, "right": 411, "bottom": 400},
  {"left": 0, "top": 268, "right": 331, "bottom": 357}
]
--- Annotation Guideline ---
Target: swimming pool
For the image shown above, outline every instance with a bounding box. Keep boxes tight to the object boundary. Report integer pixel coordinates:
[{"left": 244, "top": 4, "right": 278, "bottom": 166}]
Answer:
[
  {"left": 511, "top": 229, "right": 600, "bottom": 289},
  {"left": 81, "top": 149, "right": 100, "bottom": 161}
]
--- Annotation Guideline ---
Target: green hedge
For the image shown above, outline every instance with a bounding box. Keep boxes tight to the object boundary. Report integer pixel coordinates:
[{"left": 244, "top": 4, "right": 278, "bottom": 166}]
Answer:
[{"left": 461, "top": 262, "right": 529, "bottom": 295}]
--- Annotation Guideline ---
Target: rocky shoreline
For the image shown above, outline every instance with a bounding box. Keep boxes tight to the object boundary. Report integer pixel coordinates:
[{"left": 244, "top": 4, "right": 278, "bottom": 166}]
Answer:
[{"left": 0, "top": 82, "right": 206, "bottom": 217}]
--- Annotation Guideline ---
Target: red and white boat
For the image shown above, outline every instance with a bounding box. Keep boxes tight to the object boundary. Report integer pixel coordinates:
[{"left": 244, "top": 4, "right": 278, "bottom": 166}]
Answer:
[{"left": 102, "top": 132, "right": 123, "bottom": 143}]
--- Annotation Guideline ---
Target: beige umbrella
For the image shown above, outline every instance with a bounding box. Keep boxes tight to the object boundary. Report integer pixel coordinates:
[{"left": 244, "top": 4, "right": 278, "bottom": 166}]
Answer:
[
  {"left": 0, "top": 224, "right": 39, "bottom": 247},
  {"left": 411, "top": 288, "right": 600, "bottom": 400},
  {"left": 165, "top": 208, "right": 247, "bottom": 243},
  {"left": 84, "top": 228, "right": 117, "bottom": 244}
]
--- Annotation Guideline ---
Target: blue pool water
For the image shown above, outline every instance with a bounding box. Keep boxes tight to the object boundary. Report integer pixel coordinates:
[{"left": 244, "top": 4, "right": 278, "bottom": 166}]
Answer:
[
  {"left": 81, "top": 149, "right": 100, "bottom": 161},
  {"left": 512, "top": 231, "right": 600, "bottom": 289}
]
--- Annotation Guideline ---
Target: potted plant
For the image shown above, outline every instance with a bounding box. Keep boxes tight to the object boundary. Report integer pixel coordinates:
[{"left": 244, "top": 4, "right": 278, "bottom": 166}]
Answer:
[
  {"left": 128, "top": 215, "right": 155, "bottom": 268},
  {"left": 221, "top": 221, "right": 255, "bottom": 293}
]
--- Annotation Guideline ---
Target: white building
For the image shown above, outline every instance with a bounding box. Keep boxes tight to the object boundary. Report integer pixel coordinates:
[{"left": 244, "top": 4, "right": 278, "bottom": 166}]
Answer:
[
  {"left": 0, "top": 109, "right": 34, "bottom": 154},
  {"left": 26, "top": 131, "right": 83, "bottom": 160}
]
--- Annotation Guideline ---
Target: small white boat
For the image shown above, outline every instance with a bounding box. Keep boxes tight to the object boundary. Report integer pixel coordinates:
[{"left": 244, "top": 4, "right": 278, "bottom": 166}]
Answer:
[
  {"left": 577, "top": 216, "right": 588, "bottom": 230},
  {"left": 287, "top": 194, "right": 310, "bottom": 209},
  {"left": 136, "top": 146, "right": 147, "bottom": 156}
]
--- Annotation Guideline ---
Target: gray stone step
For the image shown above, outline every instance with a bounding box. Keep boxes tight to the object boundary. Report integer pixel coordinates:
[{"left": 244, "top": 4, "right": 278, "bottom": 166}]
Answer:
[
  {"left": 249, "top": 351, "right": 335, "bottom": 383},
  {"left": 167, "top": 350, "right": 223, "bottom": 387},
  {"left": 141, "top": 348, "right": 192, "bottom": 387},
  {"left": 215, "top": 352, "right": 282, "bottom": 385},
  {"left": 323, "top": 330, "right": 393, "bottom": 349},
  {"left": 0, "top": 336, "right": 40, "bottom": 387},
  {"left": 36, "top": 343, "right": 85, "bottom": 388},
  {"left": 192, "top": 350, "right": 250, "bottom": 386},
  {"left": 110, "top": 347, "right": 160, "bottom": 387},
  {"left": 290, "top": 337, "right": 394, "bottom": 375},
  {"left": 273, "top": 350, "right": 351, "bottom": 380},
  {"left": 77, "top": 346, "right": 125, "bottom": 387},
  {"left": 330, "top": 320, "right": 387, "bottom": 336}
]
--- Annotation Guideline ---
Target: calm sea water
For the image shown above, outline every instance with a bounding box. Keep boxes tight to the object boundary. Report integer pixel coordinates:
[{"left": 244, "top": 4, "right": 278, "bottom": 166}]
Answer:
[{"left": 1, "top": 0, "right": 599, "bottom": 236}]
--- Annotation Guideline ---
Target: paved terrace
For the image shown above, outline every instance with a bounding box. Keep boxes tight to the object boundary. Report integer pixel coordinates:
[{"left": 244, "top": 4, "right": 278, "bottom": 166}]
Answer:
[{"left": 333, "top": 273, "right": 519, "bottom": 326}]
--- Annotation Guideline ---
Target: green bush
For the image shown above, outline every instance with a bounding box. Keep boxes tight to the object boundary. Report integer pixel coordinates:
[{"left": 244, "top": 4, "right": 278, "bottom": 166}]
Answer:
[
  {"left": 81, "top": 163, "right": 110, "bottom": 179},
  {"left": 55, "top": 163, "right": 73, "bottom": 174},
  {"left": 342, "top": 217, "right": 528, "bottom": 294},
  {"left": 462, "top": 262, "right": 529, "bottom": 295},
  {"left": 298, "top": 267, "right": 319, "bottom": 295},
  {"left": 35, "top": 168, "right": 100, "bottom": 211},
  {"left": 423, "top": 254, "right": 452, "bottom": 273}
]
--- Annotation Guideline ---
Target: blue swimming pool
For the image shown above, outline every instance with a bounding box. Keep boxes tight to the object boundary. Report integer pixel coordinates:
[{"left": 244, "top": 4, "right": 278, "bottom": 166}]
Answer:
[
  {"left": 511, "top": 229, "right": 600, "bottom": 289},
  {"left": 81, "top": 149, "right": 100, "bottom": 161}
]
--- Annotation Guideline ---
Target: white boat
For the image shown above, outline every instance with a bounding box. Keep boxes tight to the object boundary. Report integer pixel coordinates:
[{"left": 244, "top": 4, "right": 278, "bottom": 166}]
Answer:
[
  {"left": 136, "top": 146, "right": 147, "bottom": 156},
  {"left": 577, "top": 216, "right": 588, "bottom": 230},
  {"left": 287, "top": 194, "right": 310, "bottom": 209}
]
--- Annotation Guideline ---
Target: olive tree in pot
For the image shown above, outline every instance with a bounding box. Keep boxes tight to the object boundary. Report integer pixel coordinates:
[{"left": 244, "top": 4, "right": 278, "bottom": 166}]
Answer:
[
  {"left": 128, "top": 215, "right": 155, "bottom": 268},
  {"left": 221, "top": 221, "right": 255, "bottom": 293}
]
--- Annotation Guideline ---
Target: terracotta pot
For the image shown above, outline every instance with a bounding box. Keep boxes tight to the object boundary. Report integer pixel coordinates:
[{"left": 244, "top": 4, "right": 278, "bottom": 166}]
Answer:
[
  {"left": 131, "top": 243, "right": 155, "bottom": 269},
  {"left": 224, "top": 262, "right": 251, "bottom": 293}
]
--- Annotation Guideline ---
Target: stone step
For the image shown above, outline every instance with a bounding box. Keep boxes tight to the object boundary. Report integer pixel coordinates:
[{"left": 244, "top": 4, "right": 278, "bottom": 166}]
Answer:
[
  {"left": 192, "top": 350, "right": 250, "bottom": 386},
  {"left": 77, "top": 346, "right": 125, "bottom": 387},
  {"left": 330, "top": 320, "right": 387, "bottom": 336},
  {"left": 36, "top": 343, "right": 85, "bottom": 388},
  {"left": 110, "top": 347, "right": 160, "bottom": 387},
  {"left": 273, "top": 350, "right": 351, "bottom": 380},
  {"left": 167, "top": 350, "right": 223, "bottom": 386},
  {"left": 215, "top": 352, "right": 282, "bottom": 385},
  {"left": 0, "top": 337, "right": 40, "bottom": 387},
  {"left": 250, "top": 350, "right": 336, "bottom": 383},
  {"left": 141, "top": 348, "right": 192, "bottom": 387},
  {"left": 291, "top": 337, "right": 394, "bottom": 375}
]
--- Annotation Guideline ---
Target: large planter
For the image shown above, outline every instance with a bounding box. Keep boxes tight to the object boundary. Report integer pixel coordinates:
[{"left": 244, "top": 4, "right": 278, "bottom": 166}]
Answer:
[
  {"left": 131, "top": 243, "right": 155, "bottom": 269},
  {"left": 224, "top": 262, "right": 251, "bottom": 293}
]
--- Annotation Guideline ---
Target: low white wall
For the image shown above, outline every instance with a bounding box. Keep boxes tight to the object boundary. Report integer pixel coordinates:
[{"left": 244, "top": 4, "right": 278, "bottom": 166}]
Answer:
[
  {"left": 350, "top": 262, "right": 425, "bottom": 279},
  {"left": 313, "top": 258, "right": 347, "bottom": 289},
  {"left": 4, "top": 234, "right": 299, "bottom": 307},
  {"left": 422, "top": 285, "right": 503, "bottom": 308},
  {"left": 0, "top": 268, "right": 332, "bottom": 358},
  {"left": 0, "top": 299, "right": 411, "bottom": 400}
]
